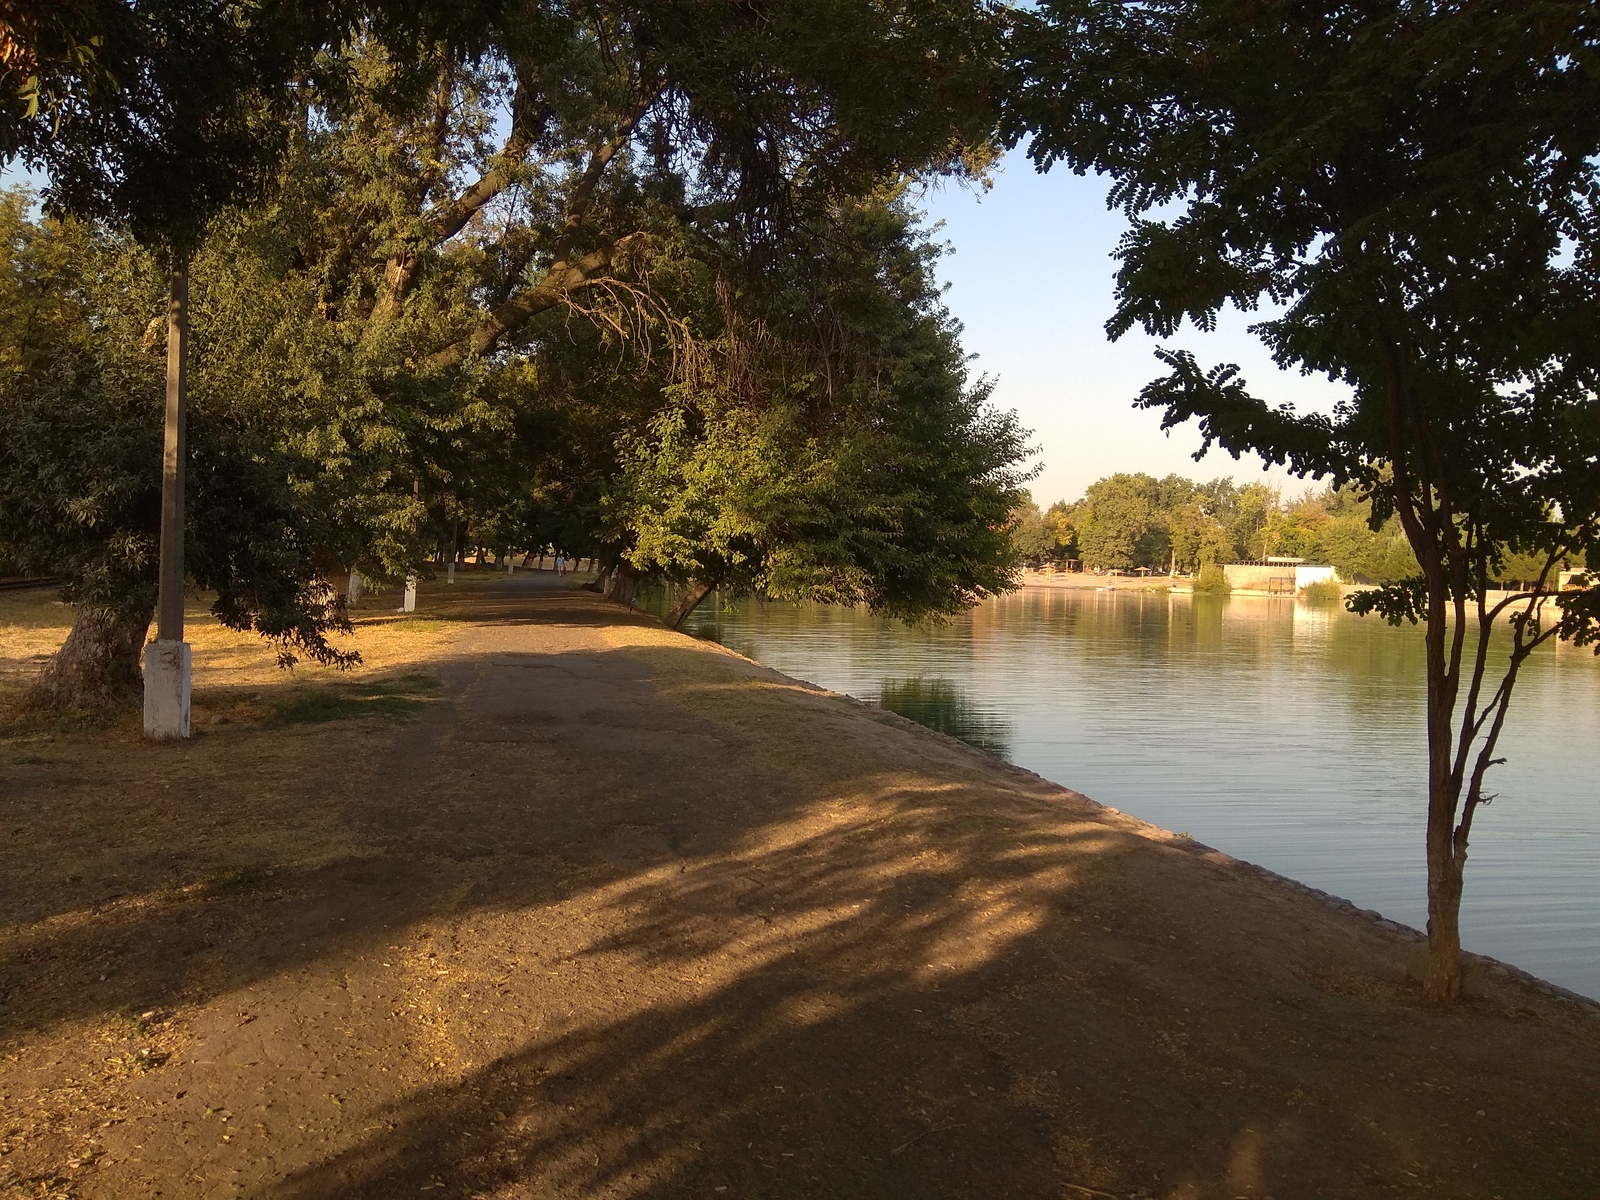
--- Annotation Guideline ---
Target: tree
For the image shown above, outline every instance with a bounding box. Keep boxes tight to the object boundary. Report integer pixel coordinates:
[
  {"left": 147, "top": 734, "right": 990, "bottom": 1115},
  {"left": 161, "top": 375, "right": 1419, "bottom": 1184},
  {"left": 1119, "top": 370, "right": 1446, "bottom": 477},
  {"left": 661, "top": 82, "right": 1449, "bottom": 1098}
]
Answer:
[
  {"left": 3, "top": 0, "right": 1011, "bottom": 705},
  {"left": 1010, "top": 496, "right": 1059, "bottom": 567},
  {"left": 1014, "top": 496, "right": 1082, "bottom": 567},
  {"left": 0, "top": 194, "right": 362, "bottom": 709},
  {"left": 599, "top": 191, "right": 1031, "bottom": 626},
  {"left": 1043, "top": 501, "right": 1079, "bottom": 563},
  {"left": 1168, "top": 501, "right": 1229, "bottom": 572},
  {"left": 4, "top": 0, "right": 357, "bottom": 717},
  {"left": 1077, "top": 473, "right": 1168, "bottom": 571},
  {"left": 1013, "top": 0, "right": 1600, "bottom": 1000}
]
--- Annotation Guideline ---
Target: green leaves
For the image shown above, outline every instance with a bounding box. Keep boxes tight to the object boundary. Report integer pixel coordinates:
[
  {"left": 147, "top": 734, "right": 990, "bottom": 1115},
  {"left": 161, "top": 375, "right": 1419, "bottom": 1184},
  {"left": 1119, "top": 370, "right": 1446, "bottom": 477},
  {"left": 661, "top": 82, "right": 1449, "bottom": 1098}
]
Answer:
[
  {"left": 1011, "top": 0, "right": 1600, "bottom": 993},
  {"left": 1344, "top": 576, "right": 1427, "bottom": 627},
  {"left": 607, "top": 191, "right": 1030, "bottom": 620},
  {"left": 1135, "top": 349, "right": 1345, "bottom": 481}
]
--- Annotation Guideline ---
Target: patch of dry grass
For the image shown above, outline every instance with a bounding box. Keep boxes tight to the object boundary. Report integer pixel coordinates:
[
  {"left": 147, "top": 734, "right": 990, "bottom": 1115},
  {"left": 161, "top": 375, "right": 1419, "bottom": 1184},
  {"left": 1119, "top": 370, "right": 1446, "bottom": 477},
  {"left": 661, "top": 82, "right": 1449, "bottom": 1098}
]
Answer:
[
  {"left": 0, "top": 588, "right": 75, "bottom": 705},
  {"left": 0, "top": 586, "right": 467, "bottom": 722}
]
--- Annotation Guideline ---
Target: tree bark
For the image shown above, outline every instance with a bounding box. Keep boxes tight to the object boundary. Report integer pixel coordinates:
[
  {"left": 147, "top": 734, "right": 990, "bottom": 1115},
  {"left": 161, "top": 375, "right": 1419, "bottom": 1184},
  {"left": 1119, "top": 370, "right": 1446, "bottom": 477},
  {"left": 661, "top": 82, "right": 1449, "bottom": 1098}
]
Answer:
[
  {"left": 666, "top": 576, "right": 718, "bottom": 629},
  {"left": 25, "top": 605, "right": 153, "bottom": 713},
  {"left": 603, "top": 561, "right": 641, "bottom": 607},
  {"left": 1423, "top": 592, "right": 1466, "bottom": 1003}
]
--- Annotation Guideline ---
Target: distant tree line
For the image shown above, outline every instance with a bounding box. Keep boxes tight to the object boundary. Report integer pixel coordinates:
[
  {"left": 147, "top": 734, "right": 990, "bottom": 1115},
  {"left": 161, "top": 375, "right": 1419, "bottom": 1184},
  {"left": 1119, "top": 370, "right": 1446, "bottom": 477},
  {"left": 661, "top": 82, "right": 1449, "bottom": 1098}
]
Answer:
[{"left": 1011, "top": 474, "right": 1426, "bottom": 580}]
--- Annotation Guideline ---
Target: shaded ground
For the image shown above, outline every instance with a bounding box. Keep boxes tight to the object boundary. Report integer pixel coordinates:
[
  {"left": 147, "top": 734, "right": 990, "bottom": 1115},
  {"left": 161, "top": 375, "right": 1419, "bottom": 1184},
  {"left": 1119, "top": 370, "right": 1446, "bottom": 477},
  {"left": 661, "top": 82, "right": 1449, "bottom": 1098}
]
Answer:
[{"left": 2, "top": 571, "right": 1598, "bottom": 1199}]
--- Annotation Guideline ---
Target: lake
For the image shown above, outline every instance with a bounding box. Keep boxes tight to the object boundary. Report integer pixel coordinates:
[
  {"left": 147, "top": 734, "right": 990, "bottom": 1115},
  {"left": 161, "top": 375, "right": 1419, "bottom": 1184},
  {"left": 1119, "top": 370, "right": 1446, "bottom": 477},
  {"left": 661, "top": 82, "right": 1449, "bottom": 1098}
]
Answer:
[{"left": 665, "top": 585, "right": 1600, "bottom": 999}]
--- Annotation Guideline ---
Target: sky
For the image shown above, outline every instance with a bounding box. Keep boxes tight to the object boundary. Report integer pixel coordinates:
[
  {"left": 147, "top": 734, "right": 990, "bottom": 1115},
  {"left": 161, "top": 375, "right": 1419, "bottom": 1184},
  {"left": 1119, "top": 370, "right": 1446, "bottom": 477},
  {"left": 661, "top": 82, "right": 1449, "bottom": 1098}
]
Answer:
[{"left": 914, "top": 152, "right": 1349, "bottom": 507}]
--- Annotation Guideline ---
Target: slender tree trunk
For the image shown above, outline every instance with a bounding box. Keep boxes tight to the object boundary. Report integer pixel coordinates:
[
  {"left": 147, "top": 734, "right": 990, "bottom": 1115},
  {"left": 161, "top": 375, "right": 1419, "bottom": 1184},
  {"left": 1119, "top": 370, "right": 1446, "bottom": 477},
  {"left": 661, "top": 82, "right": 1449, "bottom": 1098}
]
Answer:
[
  {"left": 1423, "top": 629, "right": 1467, "bottom": 1003},
  {"left": 25, "top": 605, "right": 154, "bottom": 712},
  {"left": 1416, "top": 530, "right": 1467, "bottom": 1003},
  {"left": 666, "top": 576, "right": 718, "bottom": 630}
]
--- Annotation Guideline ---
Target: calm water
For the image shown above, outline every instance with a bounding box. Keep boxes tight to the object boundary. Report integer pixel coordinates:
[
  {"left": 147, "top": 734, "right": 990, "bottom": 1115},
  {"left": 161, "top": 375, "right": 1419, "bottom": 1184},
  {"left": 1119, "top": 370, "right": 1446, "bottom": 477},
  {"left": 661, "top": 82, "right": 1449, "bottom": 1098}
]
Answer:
[{"left": 668, "top": 586, "right": 1600, "bottom": 998}]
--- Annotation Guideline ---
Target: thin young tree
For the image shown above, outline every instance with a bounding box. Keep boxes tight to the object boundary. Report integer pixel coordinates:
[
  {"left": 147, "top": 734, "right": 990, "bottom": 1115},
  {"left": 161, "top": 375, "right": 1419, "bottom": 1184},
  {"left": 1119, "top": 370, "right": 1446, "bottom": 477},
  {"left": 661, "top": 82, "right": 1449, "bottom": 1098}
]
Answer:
[{"left": 1010, "top": 0, "right": 1600, "bottom": 1000}]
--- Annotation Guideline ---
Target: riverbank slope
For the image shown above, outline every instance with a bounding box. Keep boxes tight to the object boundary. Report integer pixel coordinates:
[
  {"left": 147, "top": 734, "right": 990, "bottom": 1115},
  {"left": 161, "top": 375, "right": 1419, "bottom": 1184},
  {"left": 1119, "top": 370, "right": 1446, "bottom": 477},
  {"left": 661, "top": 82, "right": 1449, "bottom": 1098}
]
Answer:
[{"left": 2, "top": 574, "right": 1597, "bottom": 1198}]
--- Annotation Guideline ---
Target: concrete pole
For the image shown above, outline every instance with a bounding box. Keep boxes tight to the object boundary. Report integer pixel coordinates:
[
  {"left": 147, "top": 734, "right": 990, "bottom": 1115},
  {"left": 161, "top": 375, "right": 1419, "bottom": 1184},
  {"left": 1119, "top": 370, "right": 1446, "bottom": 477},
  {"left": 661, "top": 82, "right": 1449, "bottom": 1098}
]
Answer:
[{"left": 145, "top": 261, "right": 191, "bottom": 739}]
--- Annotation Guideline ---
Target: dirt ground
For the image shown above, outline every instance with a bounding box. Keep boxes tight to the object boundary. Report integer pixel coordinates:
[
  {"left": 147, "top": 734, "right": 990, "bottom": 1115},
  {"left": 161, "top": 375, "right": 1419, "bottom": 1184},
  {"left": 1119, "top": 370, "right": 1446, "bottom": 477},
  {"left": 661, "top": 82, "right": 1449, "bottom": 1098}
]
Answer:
[{"left": 2, "top": 571, "right": 1598, "bottom": 1200}]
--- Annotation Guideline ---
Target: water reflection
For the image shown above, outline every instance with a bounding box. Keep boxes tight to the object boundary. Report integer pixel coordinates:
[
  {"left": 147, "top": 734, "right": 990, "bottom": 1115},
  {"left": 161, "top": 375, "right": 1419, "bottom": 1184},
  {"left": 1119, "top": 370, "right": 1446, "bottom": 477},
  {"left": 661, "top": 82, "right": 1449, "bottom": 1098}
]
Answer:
[
  {"left": 875, "top": 678, "right": 1012, "bottom": 758},
  {"left": 658, "top": 585, "right": 1600, "bottom": 999}
]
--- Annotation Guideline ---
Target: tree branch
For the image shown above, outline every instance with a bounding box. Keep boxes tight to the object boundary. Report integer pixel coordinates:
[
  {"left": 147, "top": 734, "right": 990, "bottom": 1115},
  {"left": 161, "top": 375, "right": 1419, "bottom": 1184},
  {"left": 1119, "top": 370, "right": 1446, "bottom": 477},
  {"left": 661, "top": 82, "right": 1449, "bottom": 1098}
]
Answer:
[
  {"left": 428, "top": 232, "right": 650, "bottom": 367},
  {"left": 425, "top": 80, "right": 662, "bottom": 366},
  {"left": 370, "top": 80, "right": 538, "bottom": 326}
]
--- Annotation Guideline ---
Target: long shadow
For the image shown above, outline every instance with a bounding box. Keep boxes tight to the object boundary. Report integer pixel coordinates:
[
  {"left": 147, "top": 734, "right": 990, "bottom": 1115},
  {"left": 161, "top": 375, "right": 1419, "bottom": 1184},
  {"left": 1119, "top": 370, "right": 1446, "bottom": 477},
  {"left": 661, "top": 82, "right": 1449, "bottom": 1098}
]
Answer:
[{"left": 2, "top": 582, "right": 1597, "bottom": 1197}]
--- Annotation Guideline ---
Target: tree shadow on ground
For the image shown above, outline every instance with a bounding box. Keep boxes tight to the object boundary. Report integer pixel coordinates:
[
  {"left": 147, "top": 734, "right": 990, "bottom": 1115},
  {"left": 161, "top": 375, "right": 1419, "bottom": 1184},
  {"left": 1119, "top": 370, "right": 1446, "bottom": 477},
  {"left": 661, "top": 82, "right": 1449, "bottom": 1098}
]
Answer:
[{"left": 2, "top": 580, "right": 1597, "bottom": 1199}]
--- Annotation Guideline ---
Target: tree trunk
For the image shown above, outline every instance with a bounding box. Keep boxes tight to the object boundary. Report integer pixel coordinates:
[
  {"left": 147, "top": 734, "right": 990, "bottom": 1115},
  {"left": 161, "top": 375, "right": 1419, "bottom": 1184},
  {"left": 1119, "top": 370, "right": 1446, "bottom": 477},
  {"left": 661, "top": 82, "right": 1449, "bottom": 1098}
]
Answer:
[
  {"left": 666, "top": 576, "right": 718, "bottom": 630},
  {"left": 1421, "top": 595, "right": 1466, "bottom": 1002},
  {"left": 25, "top": 605, "right": 153, "bottom": 713},
  {"left": 1409, "top": 533, "right": 1473, "bottom": 1003},
  {"left": 604, "top": 561, "right": 641, "bottom": 607}
]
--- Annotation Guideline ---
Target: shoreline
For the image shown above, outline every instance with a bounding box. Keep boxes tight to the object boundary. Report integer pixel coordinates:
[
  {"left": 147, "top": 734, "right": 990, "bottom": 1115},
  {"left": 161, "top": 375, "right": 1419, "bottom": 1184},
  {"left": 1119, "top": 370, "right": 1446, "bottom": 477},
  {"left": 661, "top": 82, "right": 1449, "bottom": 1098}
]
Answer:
[
  {"left": 3, "top": 575, "right": 1599, "bottom": 1196},
  {"left": 712, "top": 611, "right": 1598, "bottom": 1010}
]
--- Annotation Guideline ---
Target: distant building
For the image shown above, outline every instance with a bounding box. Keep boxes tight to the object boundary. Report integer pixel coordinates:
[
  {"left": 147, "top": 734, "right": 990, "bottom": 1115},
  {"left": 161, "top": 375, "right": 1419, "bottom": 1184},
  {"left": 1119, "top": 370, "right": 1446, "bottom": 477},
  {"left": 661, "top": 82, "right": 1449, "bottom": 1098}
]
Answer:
[
  {"left": 1559, "top": 568, "right": 1592, "bottom": 590},
  {"left": 1223, "top": 558, "right": 1339, "bottom": 594}
]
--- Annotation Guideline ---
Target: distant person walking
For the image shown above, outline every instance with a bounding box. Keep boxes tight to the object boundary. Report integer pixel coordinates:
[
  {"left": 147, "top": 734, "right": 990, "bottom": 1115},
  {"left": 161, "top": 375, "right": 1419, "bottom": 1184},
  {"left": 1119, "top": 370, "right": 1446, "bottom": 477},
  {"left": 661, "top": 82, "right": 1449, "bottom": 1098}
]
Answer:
[{"left": 554, "top": 554, "right": 565, "bottom": 575}]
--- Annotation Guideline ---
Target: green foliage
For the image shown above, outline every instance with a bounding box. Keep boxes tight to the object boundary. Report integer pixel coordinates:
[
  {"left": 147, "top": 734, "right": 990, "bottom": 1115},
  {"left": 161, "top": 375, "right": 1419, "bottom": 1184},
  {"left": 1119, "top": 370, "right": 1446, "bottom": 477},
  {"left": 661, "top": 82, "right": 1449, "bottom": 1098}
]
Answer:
[
  {"left": 1076, "top": 473, "right": 1165, "bottom": 570},
  {"left": 1298, "top": 579, "right": 1343, "bottom": 604},
  {"left": 0, "top": 193, "right": 361, "bottom": 666},
  {"left": 1193, "top": 563, "right": 1231, "bottom": 594},
  {"left": 1011, "top": 0, "right": 1600, "bottom": 603},
  {"left": 9, "top": 0, "right": 352, "bottom": 252},
  {"left": 610, "top": 193, "right": 1031, "bottom": 618},
  {"left": 1009, "top": 498, "right": 1056, "bottom": 566},
  {"left": 0, "top": 192, "right": 163, "bottom": 625},
  {"left": 3, "top": 0, "right": 1025, "bottom": 686},
  {"left": 1010, "top": 495, "right": 1078, "bottom": 566},
  {"left": 1039, "top": 471, "right": 1417, "bottom": 578}
]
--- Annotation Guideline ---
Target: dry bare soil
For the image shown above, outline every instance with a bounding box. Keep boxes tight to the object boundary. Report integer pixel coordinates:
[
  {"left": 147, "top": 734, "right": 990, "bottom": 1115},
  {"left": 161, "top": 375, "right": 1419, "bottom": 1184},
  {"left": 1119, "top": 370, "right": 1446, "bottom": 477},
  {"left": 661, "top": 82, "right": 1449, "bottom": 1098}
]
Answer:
[{"left": 2, "top": 572, "right": 1597, "bottom": 1199}]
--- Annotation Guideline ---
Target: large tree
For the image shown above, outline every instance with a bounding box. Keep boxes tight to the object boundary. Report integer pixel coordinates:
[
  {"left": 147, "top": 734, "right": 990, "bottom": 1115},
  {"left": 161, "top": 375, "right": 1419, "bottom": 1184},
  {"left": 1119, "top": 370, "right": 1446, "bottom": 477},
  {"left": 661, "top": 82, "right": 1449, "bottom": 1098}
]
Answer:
[
  {"left": 1012, "top": 0, "right": 1600, "bottom": 999},
  {"left": 604, "top": 192, "right": 1031, "bottom": 626},
  {"left": 2, "top": 0, "right": 362, "bottom": 713}
]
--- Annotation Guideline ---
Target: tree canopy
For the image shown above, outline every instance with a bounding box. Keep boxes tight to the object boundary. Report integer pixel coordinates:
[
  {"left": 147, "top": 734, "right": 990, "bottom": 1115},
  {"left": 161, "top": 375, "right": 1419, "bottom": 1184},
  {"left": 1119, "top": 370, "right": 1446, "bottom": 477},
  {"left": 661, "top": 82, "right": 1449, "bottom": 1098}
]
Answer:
[
  {"left": 1012, "top": 473, "right": 1421, "bottom": 580},
  {"left": 0, "top": 0, "right": 1032, "bottom": 699}
]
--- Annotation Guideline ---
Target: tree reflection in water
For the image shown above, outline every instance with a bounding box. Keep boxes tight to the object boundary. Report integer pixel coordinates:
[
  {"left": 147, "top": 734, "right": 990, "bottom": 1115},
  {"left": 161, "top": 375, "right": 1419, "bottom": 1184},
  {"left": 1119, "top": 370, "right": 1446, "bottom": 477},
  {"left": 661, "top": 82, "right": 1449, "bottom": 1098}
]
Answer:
[{"left": 876, "top": 677, "right": 1012, "bottom": 759}]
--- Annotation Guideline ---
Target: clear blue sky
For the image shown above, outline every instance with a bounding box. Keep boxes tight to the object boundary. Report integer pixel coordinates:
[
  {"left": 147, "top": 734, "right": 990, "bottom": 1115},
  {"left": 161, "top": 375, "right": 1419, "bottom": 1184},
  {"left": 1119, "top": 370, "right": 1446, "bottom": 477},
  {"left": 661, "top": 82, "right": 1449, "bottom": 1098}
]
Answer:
[{"left": 916, "top": 151, "right": 1347, "bottom": 507}]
